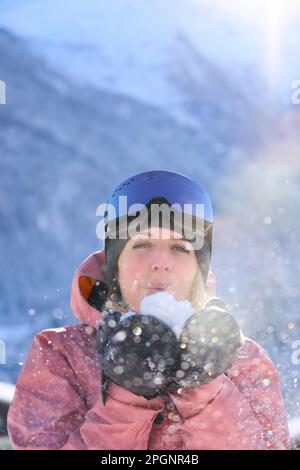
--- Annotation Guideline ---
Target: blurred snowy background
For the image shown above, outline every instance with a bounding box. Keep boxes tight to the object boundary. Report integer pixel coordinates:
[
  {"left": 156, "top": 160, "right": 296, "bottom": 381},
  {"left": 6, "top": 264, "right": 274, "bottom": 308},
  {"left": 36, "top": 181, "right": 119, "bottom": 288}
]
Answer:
[{"left": 0, "top": 0, "right": 300, "bottom": 426}]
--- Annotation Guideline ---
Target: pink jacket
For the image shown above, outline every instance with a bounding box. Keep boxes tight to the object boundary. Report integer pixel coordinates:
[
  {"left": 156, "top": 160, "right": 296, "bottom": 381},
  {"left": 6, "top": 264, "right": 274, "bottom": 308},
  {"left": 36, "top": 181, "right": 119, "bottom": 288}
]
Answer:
[{"left": 7, "top": 251, "right": 290, "bottom": 450}]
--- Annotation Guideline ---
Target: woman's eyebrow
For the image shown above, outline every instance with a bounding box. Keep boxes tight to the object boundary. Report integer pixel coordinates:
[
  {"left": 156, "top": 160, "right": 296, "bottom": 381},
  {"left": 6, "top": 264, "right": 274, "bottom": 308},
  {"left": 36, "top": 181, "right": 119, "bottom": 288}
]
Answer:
[{"left": 132, "top": 229, "right": 193, "bottom": 243}]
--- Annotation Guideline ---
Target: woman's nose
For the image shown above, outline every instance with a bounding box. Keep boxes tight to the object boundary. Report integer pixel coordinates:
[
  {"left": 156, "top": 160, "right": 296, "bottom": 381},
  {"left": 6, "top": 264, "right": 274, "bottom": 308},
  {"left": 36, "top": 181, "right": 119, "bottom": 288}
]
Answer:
[
  {"left": 151, "top": 264, "right": 170, "bottom": 272},
  {"left": 150, "top": 254, "right": 172, "bottom": 272}
]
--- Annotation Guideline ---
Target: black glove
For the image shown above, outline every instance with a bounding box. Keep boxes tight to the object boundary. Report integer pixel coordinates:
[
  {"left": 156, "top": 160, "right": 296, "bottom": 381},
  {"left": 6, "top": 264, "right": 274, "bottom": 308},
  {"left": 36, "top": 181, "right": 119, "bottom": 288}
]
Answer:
[
  {"left": 96, "top": 311, "right": 180, "bottom": 402},
  {"left": 173, "top": 297, "right": 243, "bottom": 389}
]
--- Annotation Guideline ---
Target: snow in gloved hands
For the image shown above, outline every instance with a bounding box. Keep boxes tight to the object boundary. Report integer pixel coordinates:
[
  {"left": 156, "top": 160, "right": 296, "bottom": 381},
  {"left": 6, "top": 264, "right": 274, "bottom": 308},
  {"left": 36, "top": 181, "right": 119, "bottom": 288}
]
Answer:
[{"left": 123, "top": 291, "right": 196, "bottom": 339}]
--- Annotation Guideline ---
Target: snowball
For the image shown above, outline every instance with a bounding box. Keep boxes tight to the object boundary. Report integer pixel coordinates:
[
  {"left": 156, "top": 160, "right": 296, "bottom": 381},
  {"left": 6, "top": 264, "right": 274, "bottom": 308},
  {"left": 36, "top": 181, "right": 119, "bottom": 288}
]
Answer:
[{"left": 140, "top": 291, "right": 195, "bottom": 338}]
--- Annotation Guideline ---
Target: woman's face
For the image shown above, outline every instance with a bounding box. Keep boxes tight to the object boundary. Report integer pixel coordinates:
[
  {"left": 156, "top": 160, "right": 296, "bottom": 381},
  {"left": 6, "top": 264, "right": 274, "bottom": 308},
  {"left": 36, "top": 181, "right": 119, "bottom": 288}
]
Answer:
[{"left": 117, "top": 226, "right": 199, "bottom": 312}]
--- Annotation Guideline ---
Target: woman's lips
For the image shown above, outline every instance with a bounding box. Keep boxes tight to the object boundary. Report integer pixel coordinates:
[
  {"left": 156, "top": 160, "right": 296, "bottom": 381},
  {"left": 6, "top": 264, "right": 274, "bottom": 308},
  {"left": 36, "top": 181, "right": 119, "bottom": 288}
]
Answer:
[
  {"left": 146, "top": 285, "right": 170, "bottom": 292},
  {"left": 147, "top": 287, "right": 165, "bottom": 291}
]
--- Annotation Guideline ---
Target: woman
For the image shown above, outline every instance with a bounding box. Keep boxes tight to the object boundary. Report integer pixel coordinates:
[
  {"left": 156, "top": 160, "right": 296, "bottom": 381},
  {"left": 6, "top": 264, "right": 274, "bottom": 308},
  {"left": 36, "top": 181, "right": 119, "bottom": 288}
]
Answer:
[{"left": 7, "top": 170, "right": 290, "bottom": 450}]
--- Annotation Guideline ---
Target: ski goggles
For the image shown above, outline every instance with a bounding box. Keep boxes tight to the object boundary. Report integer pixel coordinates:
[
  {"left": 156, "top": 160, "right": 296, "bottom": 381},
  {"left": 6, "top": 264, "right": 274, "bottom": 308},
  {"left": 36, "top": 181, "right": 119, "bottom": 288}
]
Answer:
[{"left": 104, "top": 170, "right": 214, "bottom": 224}]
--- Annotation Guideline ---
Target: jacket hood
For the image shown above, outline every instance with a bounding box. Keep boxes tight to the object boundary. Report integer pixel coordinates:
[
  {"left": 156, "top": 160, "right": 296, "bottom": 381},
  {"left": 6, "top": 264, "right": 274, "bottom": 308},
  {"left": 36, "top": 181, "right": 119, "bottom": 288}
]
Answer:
[{"left": 70, "top": 250, "right": 107, "bottom": 328}]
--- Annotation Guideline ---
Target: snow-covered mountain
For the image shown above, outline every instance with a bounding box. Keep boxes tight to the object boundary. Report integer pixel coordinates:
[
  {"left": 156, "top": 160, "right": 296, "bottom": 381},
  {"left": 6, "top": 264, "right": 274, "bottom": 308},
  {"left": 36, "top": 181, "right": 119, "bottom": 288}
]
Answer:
[{"left": 1, "top": 0, "right": 298, "bottom": 124}]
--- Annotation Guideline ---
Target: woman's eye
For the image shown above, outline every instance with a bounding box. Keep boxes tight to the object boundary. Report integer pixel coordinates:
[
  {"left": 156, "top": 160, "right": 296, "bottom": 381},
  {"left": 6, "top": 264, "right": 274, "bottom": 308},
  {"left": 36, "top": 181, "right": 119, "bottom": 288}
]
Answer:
[
  {"left": 133, "top": 243, "right": 150, "bottom": 249},
  {"left": 174, "top": 246, "right": 190, "bottom": 254}
]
